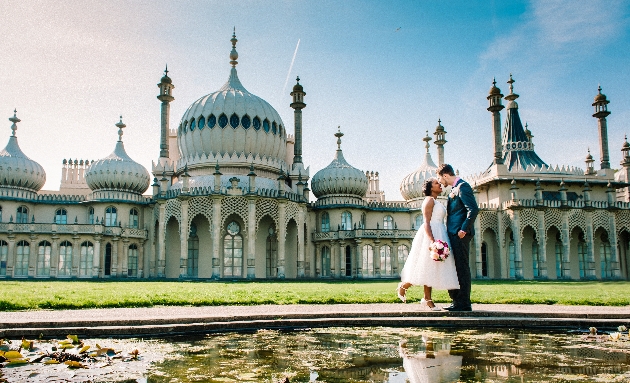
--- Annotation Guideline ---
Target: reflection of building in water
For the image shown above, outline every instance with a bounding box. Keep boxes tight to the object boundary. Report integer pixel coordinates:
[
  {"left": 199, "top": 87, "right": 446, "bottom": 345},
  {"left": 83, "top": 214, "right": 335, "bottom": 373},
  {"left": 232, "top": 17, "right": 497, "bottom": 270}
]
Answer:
[{"left": 399, "top": 337, "right": 463, "bottom": 383}]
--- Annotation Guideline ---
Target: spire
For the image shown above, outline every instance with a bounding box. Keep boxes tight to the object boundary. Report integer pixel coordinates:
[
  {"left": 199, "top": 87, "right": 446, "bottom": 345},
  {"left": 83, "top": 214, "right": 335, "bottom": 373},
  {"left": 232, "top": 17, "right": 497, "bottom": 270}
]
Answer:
[
  {"left": 504, "top": 73, "right": 519, "bottom": 106},
  {"left": 116, "top": 115, "right": 125, "bottom": 142},
  {"left": 9, "top": 109, "right": 19, "bottom": 137},
  {"left": 423, "top": 130, "right": 432, "bottom": 152},
  {"left": 230, "top": 28, "right": 238, "bottom": 68},
  {"left": 335, "top": 126, "right": 343, "bottom": 151}
]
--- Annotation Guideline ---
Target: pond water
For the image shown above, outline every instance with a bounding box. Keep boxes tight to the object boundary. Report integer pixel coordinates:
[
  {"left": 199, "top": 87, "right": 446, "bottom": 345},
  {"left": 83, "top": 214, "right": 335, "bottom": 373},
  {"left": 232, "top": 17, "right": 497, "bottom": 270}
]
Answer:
[{"left": 2, "top": 327, "right": 630, "bottom": 382}]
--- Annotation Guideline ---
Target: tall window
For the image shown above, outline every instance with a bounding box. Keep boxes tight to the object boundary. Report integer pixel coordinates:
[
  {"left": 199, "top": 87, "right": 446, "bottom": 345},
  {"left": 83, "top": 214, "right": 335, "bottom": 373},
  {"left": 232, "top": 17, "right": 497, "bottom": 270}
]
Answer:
[
  {"left": 555, "top": 233, "right": 564, "bottom": 278},
  {"left": 15, "top": 240, "right": 29, "bottom": 276},
  {"left": 508, "top": 241, "right": 516, "bottom": 278},
  {"left": 58, "top": 241, "right": 73, "bottom": 276},
  {"left": 37, "top": 241, "right": 52, "bottom": 276},
  {"left": 383, "top": 215, "right": 393, "bottom": 230},
  {"left": 578, "top": 236, "right": 587, "bottom": 279},
  {"left": 128, "top": 244, "right": 138, "bottom": 277},
  {"left": 54, "top": 208, "right": 67, "bottom": 224},
  {"left": 321, "top": 246, "right": 331, "bottom": 277},
  {"left": 88, "top": 207, "right": 94, "bottom": 224},
  {"left": 79, "top": 241, "right": 94, "bottom": 277},
  {"left": 397, "top": 245, "right": 409, "bottom": 270},
  {"left": 341, "top": 211, "right": 352, "bottom": 230},
  {"left": 481, "top": 242, "right": 488, "bottom": 277},
  {"left": 414, "top": 214, "right": 423, "bottom": 230},
  {"left": 600, "top": 233, "right": 613, "bottom": 279},
  {"left": 360, "top": 213, "right": 366, "bottom": 229},
  {"left": 321, "top": 212, "right": 330, "bottom": 232},
  {"left": 188, "top": 224, "right": 199, "bottom": 277},
  {"left": 345, "top": 246, "right": 352, "bottom": 276},
  {"left": 362, "top": 245, "right": 374, "bottom": 277},
  {"left": 104, "top": 243, "right": 112, "bottom": 276},
  {"left": 16, "top": 206, "right": 28, "bottom": 223},
  {"left": 105, "top": 206, "right": 117, "bottom": 227},
  {"left": 223, "top": 221, "right": 243, "bottom": 277},
  {"left": 0, "top": 240, "right": 7, "bottom": 276},
  {"left": 266, "top": 227, "right": 277, "bottom": 277},
  {"left": 532, "top": 240, "right": 540, "bottom": 278},
  {"left": 129, "top": 209, "right": 139, "bottom": 229},
  {"left": 380, "top": 245, "right": 392, "bottom": 276}
]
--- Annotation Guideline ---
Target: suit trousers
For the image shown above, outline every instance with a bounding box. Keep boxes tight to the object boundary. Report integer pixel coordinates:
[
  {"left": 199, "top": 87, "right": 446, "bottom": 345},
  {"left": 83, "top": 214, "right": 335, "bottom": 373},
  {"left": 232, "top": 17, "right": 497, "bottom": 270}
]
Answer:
[{"left": 447, "top": 233, "right": 472, "bottom": 307}]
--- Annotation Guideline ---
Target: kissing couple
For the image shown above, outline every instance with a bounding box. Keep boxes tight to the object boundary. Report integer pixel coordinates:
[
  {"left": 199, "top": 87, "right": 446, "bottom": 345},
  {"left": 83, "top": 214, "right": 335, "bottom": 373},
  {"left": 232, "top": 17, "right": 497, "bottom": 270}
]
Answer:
[{"left": 397, "top": 164, "right": 479, "bottom": 311}]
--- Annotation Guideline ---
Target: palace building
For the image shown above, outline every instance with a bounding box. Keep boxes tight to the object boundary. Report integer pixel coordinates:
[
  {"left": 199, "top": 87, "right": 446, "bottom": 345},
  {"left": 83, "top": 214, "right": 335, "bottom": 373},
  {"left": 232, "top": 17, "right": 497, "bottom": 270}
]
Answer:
[{"left": 1, "top": 33, "right": 629, "bottom": 281}]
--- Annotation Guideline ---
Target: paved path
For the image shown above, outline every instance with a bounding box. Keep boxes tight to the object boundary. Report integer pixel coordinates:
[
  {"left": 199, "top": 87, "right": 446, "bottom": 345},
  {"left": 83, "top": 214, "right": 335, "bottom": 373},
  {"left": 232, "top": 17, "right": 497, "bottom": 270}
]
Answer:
[{"left": 1, "top": 303, "right": 629, "bottom": 338}]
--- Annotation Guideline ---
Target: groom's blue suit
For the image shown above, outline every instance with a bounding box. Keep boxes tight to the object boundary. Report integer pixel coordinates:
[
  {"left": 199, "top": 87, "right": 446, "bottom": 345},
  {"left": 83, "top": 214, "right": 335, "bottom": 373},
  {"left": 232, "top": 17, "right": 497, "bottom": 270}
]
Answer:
[{"left": 446, "top": 178, "right": 479, "bottom": 310}]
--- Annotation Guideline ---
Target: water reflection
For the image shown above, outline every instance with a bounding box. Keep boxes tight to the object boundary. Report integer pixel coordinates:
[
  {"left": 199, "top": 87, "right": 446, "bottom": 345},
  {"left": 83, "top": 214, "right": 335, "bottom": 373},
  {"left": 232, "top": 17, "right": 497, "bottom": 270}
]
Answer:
[{"left": 145, "top": 327, "right": 630, "bottom": 382}]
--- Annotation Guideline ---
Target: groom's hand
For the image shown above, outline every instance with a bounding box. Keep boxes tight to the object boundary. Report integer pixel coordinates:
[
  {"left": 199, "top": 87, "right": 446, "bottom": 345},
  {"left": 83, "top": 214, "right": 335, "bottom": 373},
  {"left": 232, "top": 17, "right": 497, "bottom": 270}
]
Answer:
[{"left": 458, "top": 230, "right": 466, "bottom": 238}]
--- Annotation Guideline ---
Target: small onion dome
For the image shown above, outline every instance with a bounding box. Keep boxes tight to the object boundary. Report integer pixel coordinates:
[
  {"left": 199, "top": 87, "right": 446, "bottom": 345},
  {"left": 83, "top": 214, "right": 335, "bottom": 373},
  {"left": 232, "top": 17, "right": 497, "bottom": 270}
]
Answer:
[
  {"left": 488, "top": 78, "right": 501, "bottom": 96},
  {"left": 160, "top": 65, "right": 172, "bottom": 84},
  {"left": 85, "top": 117, "right": 150, "bottom": 194},
  {"left": 586, "top": 150, "right": 594, "bottom": 161},
  {"left": 0, "top": 110, "right": 46, "bottom": 192},
  {"left": 594, "top": 85, "right": 608, "bottom": 102},
  {"left": 311, "top": 128, "right": 368, "bottom": 198},
  {"left": 400, "top": 131, "right": 438, "bottom": 200},
  {"left": 293, "top": 76, "right": 304, "bottom": 92}
]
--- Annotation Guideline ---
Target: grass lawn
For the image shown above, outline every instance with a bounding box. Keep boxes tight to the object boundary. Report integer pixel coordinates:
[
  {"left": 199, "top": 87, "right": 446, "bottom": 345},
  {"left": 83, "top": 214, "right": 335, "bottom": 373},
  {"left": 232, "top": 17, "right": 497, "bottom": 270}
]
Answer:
[{"left": 0, "top": 280, "right": 629, "bottom": 311}]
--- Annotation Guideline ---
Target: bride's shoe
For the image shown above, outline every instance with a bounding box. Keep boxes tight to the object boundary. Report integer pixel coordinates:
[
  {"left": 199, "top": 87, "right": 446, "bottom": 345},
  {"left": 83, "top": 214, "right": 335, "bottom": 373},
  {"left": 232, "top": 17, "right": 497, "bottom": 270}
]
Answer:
[
  {"left": 420, "top": 298, "right": 442, "bottom": 311},
  {"left": 397, "top": 283, "right": 408, "bottom": 303}
]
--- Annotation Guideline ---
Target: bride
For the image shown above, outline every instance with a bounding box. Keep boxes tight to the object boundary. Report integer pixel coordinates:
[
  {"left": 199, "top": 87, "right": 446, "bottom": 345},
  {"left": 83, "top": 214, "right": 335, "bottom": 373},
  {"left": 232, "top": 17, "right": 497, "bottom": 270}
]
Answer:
[{"left": 397, "top": 178, "right": 460, "bottom": 310}]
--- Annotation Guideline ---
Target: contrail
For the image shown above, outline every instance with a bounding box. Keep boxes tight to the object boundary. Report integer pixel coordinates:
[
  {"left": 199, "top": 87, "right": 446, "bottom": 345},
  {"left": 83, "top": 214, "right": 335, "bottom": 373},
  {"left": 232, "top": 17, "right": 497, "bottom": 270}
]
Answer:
[{"left": 281, "top": 39, "right": 300, "bottom": 99}]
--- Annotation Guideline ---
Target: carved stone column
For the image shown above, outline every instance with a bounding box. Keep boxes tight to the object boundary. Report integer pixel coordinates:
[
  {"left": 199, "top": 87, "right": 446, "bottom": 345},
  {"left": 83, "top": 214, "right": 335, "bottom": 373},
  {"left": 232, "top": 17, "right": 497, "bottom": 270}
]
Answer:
[
  {"left": 212, "top": 197, "right": 222, "bottom": 278},
  {"left": 355, "top": 239, "right": 363, "bottom": 278},
  {"left": 277, "top": 202, "right": 286, "bottom": 279},
  {"left": 247, "top": 197, "right": 256, "bottom": 278},
  {"left": 297, "top": 207, "right": 305, "bottom": 278},
  {"left": 536, "top": 210, "right": 547, "bottom": 278},
  {"left": 28, "top": 234, "right": 38, "bottom": 277},
  {"left": 374, "top": 240, "right": 381, "bottom": 278},
  {"left": 584, "top": 211, "right": 596, "bottom": 279},
  {"left": 157, "top": 201, "right": 166, "bottom": 277},
  {"left": 392, "top": 240, "right": 399, "bottom": 277},
  {"left": 179, "top": 198, "right": 189, "bottom": 278},
  {"left": 50, "top": 235, "right": 59, "bottom": 277},
  {"left": 338, "top": 240, "right": 345, "bottom": 277},
  {"left": 6, "top": 236, "right": 15, "bottom": 277},
  {"left": 561, "top": 210, "right": 571, "bottom": 278},
  {"left": 512, "top": 211, "right": 523, "bottom": 279},
  {"left": 121, "top": 238, "right": 130, "bottom": 277},
  {"left": 111, "top": 237, "right": 119, "bottom": 277},
  {"left": 609, "top": 211, "right": 621, "bottom": 278},
  {"left": 92, "top": 236, "right": 101, "bottom": 278}
]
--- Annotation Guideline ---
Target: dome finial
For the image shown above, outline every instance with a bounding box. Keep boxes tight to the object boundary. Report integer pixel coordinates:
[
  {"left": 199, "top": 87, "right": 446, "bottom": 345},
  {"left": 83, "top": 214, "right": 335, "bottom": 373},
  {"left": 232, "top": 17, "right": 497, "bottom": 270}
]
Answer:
[
  {"left": 230, "top": 28, "right": 238, "bottom": 68},
  {"left": 164, "top": 64, "right": 168, "bottom": 77},
  {"left": 296, "top": 76, "right": 300, "bottom": 84},
  {"left": 508, "top": 73, "right": 515, "bottom": 94},
  {"left": 115, "top": 115, "right": 126, "bottom": 142},
  {"left": 9, "top": 109, "right": 20, "bottom": 137},
  {"left": 423, "top": 130, "right": 432, "bottom": 152},
  {"left": 493, "top": 77, "right": 496, "bottom": 87},
  {"left": 334, "top": 126, "right": 344, "bottom": 150}
]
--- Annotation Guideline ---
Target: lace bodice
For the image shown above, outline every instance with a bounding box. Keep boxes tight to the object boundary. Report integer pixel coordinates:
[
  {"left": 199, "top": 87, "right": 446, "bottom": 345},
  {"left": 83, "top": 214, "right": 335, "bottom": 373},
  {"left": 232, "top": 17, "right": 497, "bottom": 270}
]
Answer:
[{"left": 423, "top": 197, "right": 447, "bottom": 224}]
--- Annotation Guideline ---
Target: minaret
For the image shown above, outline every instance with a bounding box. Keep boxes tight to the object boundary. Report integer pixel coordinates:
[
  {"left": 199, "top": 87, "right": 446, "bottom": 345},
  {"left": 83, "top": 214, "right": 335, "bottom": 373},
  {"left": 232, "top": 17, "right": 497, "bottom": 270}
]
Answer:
[
  {"left": 487, "top": 78, "right": 504, "bottom": 164},
  {"left": 157, "top": 65, "right": 174, "bottom": 159},
  {"left": 433, "top": 119, "right": 447, "bottom": 166},
  {"left": 620, "top": 136, "right": 630, "bottom": 201},
  {"left": 290, "top": 76, "right": 306, "bottom": 167},
  {"left": 593, "top": 85, "right": 611, "bottom": 170}
]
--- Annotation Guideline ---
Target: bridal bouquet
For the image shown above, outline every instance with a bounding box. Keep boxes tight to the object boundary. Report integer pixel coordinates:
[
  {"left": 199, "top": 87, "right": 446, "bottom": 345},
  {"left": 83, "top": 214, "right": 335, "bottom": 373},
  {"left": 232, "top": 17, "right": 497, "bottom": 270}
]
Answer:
[{"left": 429, "top": 239, "right": 450, "bottom": 262}]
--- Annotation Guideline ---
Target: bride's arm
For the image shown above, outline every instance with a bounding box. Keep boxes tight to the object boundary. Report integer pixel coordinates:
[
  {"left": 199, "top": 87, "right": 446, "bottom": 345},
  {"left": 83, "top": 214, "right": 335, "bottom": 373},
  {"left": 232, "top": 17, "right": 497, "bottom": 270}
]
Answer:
[{"left": 423, "top": 198, "right": 435, "bottom": 243}]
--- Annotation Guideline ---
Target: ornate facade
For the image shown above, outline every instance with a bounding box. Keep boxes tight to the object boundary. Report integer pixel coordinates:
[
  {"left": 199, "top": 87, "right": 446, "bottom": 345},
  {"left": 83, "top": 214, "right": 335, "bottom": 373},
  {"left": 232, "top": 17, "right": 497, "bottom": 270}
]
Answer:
[{"left": 0, "top": 34, "right": 629, "bottom": 281}]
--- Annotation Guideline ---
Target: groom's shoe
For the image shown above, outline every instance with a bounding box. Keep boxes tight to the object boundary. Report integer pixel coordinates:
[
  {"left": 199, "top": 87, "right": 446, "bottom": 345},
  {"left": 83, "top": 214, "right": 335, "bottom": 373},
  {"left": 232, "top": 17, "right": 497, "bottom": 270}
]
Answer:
[{"left": 443, "top": 305, "right": 472, "bottom": 312}]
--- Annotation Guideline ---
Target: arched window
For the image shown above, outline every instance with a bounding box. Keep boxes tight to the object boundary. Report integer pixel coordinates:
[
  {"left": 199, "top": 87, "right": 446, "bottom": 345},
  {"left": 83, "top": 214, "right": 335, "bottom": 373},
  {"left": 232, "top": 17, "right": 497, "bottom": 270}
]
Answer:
[
  {"left": 279, "top": 125, "right": 283, "bottom": 136},
  {"left": 79, "top": 241, "right": 94, "bottom": 277},
  {"left": 183, "top": 120, "right": 188, "bottom": 133},
  {"left": 188, "top": 224, "right": 199, "bottom": 277},
  {"left": 600, "top": 232, "right": 613, "bottom": 279},
  {"left": 341, "top": 211, "right": 352, "bottom": 230},
  {"left": 190, "top": 117, "right": 196, "bottom": 131},
  {"left": 198, "top": 115, "right": 206, "bottom": 130},
  {"left": 0, "top": 240, "right": 8, "bottom": 276},
  {"left": 105, "top": 206, "right": 117, "bottom": 227},
  {"left": 321, "top": 212, "right": 330, "bottom": 232},
  {"left": 253, "top": 116, "right": 261, "bottom": 131},
  {"left": 241, "top": 115, "right": 251, "bottom": 129},
  {"left": 578, "top": 234, "right": 587, "bottom": 279},
  {"left": 58, "top": 241, "right": 73, "bottom": 277},
  {"left": 380, "top": 245, "right": 392, "bottom": 276},
  {"left": 208, "top": 114, "right": 216, "bottom": 129},
  {"left": 263, "top": 119, "right": 270, "bottom": 133},
  {"left": 360, "top": 213, "right": 366, "bottom": 229},
  {"left": 362, "top": 245, "right": 374, "bottom": 277},
  {"left": 128, "top": 244, "right": 138, "bottom": 277},
  {"left": 88, "top": 207, "right": 94, "bottom": 224},
  {"left": 16, "top": 206, "right": 28, "bottom": 224},
  {"left": 414, "top": 214, "right": 423, "bottom": 230},
  {"left": 508, "top": 240, "right": 516, "bottom": 278},
  {"left": 481, "top": 242, "right": 488, "bottom": 277},
  {"left": 15, "top": 240, "right": 29, "bottom": 276},
  {"left": 266, "top": 227, "right": 277, "bottom": 277},
  {"left": 230, "top": 113, "right": 240, "bottom": 129},
  {"left": 532, "top": 240, "right": 540, "bottom": 278},
  {"left": 397, "top": 244, "right": 409, "bottom": 270},
  {"left": 223, "top": 221, "right": 243, "bottom": 277},
  {"left": 55, "top": 208, "right": 67, "bottom": 224},
  {"left": 321, "top": 246, "right": 331, "bottom": 277},
  {"left": 218, "top": 113, "right": 228, "bottom": 128},
  {"left": 383, "top": 215, "right": 393, "bottom": 230},
  {"left": 272, "top": 121, "right": 277, "bottom": 135},
  {"left": 129, "top": 208, "right": 139, "bottom": 229},
  {"left": 104, "top": 243, "right": 112, "bottom": 276},
  {"left": 37, "top": 241, "right": 52, "bottom": 276},
  {"left": 555, "top": 239, "right": 563, "bottom": 278}
]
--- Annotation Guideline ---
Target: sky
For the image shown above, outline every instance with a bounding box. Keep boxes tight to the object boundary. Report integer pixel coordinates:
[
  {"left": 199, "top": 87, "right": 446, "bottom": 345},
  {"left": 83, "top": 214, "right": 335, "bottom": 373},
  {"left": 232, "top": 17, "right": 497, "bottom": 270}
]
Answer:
[{"left": 0, "top": 0, "right": 629, "bottom": 200}]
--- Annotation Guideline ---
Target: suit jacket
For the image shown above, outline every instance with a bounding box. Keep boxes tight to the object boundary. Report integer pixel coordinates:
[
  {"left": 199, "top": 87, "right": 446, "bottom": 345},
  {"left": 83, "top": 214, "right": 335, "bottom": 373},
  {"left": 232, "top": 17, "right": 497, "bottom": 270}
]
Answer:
[{"left": 446, "top": 179, "right": 479, "bottom": 237}]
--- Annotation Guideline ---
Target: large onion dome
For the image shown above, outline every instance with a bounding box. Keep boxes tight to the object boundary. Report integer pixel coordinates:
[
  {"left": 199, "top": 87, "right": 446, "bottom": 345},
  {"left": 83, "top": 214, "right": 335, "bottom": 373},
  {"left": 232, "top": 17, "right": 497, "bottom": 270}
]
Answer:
[
  {"left": 400, "top": 131, "right": 437, "bottom": 201},
  {"left": 177, "top": 31, "right": 287, "bottom": 173},
  {"left": 0, "top": 110, "right": 46, "bottom": 192},
  {"left": 85, "top": 117, "right": 150, "bottom": 194},
  {"left": 311, "top": 128, "right": 368, "bottom": 202}
]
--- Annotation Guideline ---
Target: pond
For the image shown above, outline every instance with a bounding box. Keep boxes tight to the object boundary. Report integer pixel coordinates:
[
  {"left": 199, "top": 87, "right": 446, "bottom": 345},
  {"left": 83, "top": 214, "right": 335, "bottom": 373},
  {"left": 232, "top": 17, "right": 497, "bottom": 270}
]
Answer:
[{"left": 2, "top": 327, "right": 630, "bottom": 382}]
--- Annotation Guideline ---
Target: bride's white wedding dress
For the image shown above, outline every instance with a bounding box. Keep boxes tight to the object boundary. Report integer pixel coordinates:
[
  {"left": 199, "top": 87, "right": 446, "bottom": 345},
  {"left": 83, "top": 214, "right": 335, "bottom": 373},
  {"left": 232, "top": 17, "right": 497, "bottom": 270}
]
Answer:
[{"left": 400, "top": 197, "right": 460, "bottom": 290}]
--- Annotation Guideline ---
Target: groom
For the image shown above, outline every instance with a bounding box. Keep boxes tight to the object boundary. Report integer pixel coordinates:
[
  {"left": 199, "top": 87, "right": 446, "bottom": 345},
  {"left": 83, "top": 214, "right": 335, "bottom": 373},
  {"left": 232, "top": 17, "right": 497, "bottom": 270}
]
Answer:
[{"left": 437, "top": 164, "right": 479, "bottom": 312}]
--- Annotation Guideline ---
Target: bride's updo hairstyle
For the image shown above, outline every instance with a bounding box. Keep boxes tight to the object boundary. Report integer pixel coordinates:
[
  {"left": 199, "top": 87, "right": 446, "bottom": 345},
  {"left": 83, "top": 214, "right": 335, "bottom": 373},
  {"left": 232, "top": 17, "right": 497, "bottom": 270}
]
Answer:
[{"left": 422, "top": 178, "right": 436, "bottom": 196}]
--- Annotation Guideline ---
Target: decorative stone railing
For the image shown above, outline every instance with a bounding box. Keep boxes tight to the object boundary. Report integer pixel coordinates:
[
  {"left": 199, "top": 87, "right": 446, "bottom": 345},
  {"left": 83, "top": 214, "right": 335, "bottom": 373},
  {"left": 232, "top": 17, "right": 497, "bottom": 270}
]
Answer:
[
  {"left": 161, "top": 186, "right": 305, "bottom": 203},
  {"left": 0, "top": 223, "right": 147, "bottom": 239},
  {"left": 497, "top": 199, "right": 625, "bottom": 210},
  {"left": 312, "top": 229, "right": 416, "bottom": 242}
]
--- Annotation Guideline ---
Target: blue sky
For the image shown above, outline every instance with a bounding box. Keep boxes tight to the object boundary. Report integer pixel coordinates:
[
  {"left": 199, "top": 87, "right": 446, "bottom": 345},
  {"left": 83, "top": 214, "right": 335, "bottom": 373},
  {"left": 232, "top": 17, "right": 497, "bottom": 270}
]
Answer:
[{"left": 0, "top": 0, "right": 629, "bottom": 199}]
